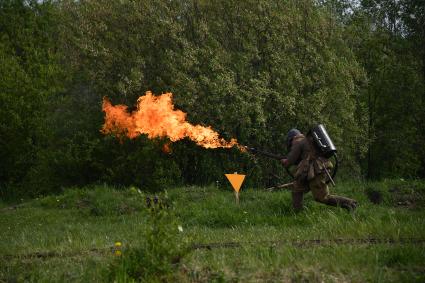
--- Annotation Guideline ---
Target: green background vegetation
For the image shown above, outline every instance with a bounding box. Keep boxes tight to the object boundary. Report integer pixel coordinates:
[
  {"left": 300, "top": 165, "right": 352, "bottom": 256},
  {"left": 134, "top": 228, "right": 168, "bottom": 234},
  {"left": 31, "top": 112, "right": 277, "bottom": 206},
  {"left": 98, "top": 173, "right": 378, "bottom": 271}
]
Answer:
[{"left": 0, "top": 0, "right": 424, "bottom": 198}]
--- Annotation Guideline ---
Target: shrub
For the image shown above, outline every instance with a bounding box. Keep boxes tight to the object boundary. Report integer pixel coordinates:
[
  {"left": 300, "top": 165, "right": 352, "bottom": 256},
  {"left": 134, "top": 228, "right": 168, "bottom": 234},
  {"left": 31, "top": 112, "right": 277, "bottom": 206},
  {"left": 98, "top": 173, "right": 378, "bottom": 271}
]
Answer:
[{"left": 107, "top": 206, "right": 189, "bottom": 282}]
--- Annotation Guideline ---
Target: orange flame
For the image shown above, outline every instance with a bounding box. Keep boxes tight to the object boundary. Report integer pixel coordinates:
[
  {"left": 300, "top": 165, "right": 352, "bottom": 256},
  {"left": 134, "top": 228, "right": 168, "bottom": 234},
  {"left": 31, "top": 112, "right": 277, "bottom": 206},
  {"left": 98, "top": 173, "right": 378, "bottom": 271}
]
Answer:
[
  {"left": 162, "top": 142, "right": 172, "bottom": 154},
  {"left": 101, "top": 91, "right": 240, "bottom": 149}
]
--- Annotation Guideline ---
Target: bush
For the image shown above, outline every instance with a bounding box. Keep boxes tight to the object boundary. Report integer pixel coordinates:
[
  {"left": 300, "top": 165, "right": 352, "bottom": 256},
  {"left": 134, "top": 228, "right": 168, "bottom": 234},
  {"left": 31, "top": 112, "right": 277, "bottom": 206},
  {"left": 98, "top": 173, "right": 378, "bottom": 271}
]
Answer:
[{"left": 107, "top": 206, "right": 189, "bottom": 282}]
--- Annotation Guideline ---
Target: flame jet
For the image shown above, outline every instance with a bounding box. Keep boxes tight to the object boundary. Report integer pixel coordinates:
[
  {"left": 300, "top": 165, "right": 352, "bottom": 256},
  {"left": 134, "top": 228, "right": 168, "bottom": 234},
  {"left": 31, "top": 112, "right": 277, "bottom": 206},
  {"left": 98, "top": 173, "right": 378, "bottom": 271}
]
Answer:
[{"left": 101, "top": 91, "right": 241, "bottom": 150}]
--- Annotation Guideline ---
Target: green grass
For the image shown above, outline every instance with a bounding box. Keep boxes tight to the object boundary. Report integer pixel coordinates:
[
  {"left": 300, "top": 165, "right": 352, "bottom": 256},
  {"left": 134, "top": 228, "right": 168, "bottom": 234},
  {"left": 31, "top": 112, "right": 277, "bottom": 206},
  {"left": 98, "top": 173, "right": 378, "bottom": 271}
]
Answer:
[{"left": 1, "top": 180, "right": 425, "bottom": 282}]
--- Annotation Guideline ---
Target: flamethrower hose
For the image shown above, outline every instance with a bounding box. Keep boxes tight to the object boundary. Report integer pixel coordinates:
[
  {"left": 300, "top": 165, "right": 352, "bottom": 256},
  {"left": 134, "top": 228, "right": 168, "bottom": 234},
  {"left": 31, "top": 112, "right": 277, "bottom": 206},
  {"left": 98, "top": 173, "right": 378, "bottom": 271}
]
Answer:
[
  {"left": 330, "top": 153, "right": 339, "bottom": 183},
  {"left": 285, "top": 167, "right": 294, "bottom": 179}
]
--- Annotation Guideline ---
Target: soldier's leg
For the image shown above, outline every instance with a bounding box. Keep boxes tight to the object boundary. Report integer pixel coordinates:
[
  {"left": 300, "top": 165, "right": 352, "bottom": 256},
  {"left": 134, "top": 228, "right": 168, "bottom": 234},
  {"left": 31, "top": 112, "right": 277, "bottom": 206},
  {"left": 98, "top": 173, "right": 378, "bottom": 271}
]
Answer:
[
  {"left": 308, "top": 175, "right": 329, "bottom": 204},
  {"left": 327, "top": 196, "right": 358, "bottom": 211},
  {"left": 292, "top": 180, "right": 306, "bottom": 212},
  {"left": 309, "top": 174, "right": 357, "bottom": 211}
]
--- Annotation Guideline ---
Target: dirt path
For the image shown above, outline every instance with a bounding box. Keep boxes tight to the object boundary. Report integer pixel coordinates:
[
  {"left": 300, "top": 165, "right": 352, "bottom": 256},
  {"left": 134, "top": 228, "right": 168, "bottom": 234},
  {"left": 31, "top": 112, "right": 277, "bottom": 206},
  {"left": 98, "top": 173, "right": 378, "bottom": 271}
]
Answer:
[
  {"left": 2, "top": 238, "right": 424, "bottom": 260},
  {"left": 191, "top": 237, "right": 425, "bottom": 250}
]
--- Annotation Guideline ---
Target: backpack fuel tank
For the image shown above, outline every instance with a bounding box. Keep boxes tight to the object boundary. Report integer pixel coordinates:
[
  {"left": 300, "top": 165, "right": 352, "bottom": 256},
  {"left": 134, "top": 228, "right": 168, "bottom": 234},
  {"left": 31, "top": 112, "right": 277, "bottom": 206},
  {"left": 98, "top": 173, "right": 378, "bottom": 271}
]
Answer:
[{"left": 309, "top": 124, "right": 337, "bottom": 158}]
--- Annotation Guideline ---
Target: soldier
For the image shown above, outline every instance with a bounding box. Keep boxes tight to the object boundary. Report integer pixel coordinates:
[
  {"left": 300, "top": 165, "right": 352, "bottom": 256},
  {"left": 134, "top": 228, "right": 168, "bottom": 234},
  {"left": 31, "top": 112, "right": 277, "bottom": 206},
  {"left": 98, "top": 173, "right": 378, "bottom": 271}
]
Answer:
[{"left": 281, "top": 129, "right": 357, "bottom": 212}]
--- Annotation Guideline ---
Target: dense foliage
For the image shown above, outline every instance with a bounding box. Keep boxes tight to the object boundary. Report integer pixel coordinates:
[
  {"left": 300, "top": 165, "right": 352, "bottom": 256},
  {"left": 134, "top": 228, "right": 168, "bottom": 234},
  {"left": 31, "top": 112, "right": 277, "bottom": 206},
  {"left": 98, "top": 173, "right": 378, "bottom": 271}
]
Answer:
[{"left": 0, "top": 0, "right": 423, "bottom": 197}]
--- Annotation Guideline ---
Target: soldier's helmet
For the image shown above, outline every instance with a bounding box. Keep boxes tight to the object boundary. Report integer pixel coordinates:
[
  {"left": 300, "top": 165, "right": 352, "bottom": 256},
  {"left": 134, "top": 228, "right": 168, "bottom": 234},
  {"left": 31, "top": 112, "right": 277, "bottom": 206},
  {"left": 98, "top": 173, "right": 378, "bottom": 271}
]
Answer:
[{"left": 286, "top": 128, "right": 301, "bottom": 149}]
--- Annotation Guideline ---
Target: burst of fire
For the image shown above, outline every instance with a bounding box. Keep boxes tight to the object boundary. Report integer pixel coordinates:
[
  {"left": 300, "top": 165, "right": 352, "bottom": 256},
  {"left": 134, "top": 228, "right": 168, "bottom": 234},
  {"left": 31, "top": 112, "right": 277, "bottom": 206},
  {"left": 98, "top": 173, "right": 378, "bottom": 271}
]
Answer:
[
  {"left": 101, "top": 91, "right": 242, "bottom": 150},
  {"left": 162, "top": 142, "right": 172, "bottom": 154}
]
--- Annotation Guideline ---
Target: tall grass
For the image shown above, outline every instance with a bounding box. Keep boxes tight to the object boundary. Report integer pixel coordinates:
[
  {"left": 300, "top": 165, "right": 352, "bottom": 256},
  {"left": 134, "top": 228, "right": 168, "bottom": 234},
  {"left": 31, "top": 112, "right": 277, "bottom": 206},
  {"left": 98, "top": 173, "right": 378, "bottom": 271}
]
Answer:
[{"left": 0, "top": 180, "right": 424, "bottom": 282}]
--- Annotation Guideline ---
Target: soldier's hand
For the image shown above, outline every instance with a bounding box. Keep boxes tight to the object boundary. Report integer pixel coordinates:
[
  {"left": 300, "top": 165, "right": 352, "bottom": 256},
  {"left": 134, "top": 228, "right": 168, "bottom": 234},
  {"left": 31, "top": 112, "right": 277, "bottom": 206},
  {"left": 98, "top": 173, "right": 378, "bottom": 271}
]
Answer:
[{"left": 280, "top": 158, "right": 289, "bottom": 167}]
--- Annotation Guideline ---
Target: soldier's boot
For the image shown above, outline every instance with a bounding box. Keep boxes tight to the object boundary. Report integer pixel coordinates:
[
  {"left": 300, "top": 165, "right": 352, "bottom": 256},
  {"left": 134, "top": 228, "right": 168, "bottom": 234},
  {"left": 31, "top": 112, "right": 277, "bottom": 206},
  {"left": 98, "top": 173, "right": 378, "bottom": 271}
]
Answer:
[
  {"left": 325, "top": 195, "right": 358, "bottom": 211},
  {"left": 292, "top": 192, "right": 304, "bottom": 212}
]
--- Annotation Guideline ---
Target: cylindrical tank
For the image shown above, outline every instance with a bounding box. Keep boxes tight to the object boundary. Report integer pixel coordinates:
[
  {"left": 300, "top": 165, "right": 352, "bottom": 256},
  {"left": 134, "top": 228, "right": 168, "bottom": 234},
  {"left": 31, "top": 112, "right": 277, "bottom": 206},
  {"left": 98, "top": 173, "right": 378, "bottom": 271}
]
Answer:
[{"left": 310, "top": 124, "right": 337, "bottom": 158}]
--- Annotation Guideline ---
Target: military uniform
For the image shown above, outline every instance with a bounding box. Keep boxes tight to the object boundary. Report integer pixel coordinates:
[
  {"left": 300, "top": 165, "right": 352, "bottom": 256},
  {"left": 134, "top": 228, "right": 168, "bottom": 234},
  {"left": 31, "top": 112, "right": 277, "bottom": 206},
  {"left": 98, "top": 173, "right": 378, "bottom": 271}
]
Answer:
[{"left": 285, "top": 134, "right": 357, "bottom": 211}]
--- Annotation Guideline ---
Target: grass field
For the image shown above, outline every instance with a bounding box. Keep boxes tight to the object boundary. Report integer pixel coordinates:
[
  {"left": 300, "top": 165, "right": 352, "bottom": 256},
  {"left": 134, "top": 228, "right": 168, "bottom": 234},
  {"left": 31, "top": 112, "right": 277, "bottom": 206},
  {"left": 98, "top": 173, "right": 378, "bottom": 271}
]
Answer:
[{"left": 1, "top": 180, "right": 424, "bottom": 282}]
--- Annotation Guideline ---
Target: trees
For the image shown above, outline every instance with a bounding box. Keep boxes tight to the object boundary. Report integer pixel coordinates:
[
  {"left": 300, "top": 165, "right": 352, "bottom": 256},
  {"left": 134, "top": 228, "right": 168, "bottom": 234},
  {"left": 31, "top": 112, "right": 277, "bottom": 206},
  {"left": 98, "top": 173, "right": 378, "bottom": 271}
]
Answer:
[
  {"left": 346, "top": 0, "right": 425, "bottom": 178},
  {"left": 1, "top": 0, "right": 422, "bottom": 197},
  {"left": 58, "top": 0, "right": 366, "bottom": 187},
  {"left": 0, "top": 0, "right": 68, "bottom": 196}
]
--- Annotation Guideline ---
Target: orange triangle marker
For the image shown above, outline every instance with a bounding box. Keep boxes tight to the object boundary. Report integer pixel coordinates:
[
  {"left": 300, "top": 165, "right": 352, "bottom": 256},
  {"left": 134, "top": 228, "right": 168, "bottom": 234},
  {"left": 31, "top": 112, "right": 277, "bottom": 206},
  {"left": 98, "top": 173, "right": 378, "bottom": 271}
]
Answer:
[{"left": 225, "top": 173, "right": 246, "bottom": 192}]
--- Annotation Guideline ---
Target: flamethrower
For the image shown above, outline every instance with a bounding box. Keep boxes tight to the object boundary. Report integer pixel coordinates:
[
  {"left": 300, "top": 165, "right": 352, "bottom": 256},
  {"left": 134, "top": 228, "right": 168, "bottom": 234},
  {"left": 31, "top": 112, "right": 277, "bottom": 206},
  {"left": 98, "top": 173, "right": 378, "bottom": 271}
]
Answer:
[
  {"left": 243, "top": 124, "right": 339, "bottom": 186},
  {"left": 244, "top": 147, "right": 285, "bottom": 161},
  {"left": 243, "top": 146, "right": 295, "bottom": 189}
]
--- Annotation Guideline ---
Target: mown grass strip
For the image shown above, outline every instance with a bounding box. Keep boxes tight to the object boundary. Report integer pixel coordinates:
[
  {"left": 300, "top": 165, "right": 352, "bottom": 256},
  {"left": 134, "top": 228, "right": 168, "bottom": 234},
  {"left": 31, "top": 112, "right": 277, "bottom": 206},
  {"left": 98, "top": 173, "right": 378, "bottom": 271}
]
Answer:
[
  {"left": 3, "top": 237, "right": 424, "bottom": 260},
  {"left": 0, "top": 248, "right": 110, "bottom": 260},
  {"left": 191, "top": 237, "right": 425, "bottom": 250}
]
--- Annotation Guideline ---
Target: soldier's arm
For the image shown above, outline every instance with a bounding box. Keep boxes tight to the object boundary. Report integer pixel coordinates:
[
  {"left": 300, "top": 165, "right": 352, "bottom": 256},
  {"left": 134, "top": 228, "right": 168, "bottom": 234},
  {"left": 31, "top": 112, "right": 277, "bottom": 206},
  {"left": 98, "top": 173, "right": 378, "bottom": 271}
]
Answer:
[{"left": 283, "top": 140, "right": 302, "bottom": 167}]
